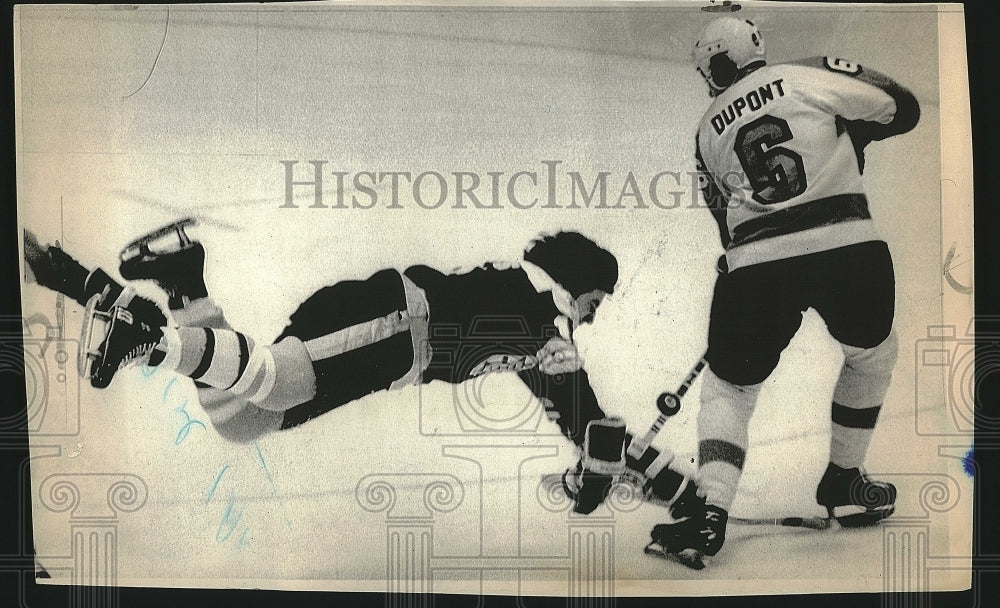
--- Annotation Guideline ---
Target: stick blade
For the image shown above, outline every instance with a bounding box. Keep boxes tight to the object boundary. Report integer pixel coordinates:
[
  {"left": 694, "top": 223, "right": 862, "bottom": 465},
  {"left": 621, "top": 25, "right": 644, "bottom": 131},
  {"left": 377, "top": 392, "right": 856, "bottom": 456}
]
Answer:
[{"left": 787, "top": 516, "right": 834, "bottom": 530}]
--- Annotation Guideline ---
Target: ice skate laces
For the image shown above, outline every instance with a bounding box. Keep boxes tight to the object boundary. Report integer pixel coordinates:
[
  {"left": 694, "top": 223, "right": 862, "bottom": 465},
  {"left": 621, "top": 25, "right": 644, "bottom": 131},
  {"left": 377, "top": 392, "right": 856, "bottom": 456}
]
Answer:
[{"left": 114, "top": 308, "right": 160, "bottom": 370}]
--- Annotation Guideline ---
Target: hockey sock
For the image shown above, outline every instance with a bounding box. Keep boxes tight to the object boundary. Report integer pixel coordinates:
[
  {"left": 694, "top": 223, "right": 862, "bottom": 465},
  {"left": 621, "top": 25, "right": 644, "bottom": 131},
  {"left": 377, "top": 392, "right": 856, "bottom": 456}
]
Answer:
[
  {"left": 829, "top": 330, "right": 898, "bottom": 468},
  {"left": 155, "top": 327, "right": 316, "bottom": 411},
  {"left": 156, "top": 327, "right": 265, "bottom": 394},
  {"left": 696, "top": 369, "right": 762, "bottom": 511}
]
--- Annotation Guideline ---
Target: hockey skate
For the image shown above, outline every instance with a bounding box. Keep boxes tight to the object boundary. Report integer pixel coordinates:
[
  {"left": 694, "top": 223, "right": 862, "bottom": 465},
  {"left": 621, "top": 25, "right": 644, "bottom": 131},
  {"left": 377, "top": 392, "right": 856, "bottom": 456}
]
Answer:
[
  {"left": 645, "top": 504, "right": 729, "bottom": 570},
  {"left": 119, "top": 218, "right": 208, "bottom": 310},
  {"left": 79, "top": 291, "right": 164, "bottom": 389},
  {"left": 24, "top": 230, "right": 166, "bottom": 329},
  {"left": 816, "top": 463, "right": 896, "bottom": 527}
]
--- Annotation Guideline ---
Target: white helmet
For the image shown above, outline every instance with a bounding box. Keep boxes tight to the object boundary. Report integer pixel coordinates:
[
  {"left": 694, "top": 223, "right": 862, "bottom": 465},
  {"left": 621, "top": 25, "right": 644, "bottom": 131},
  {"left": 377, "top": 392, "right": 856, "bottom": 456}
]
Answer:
[{"left": 693, "top": 17, "right": 766, "bottom": 96}]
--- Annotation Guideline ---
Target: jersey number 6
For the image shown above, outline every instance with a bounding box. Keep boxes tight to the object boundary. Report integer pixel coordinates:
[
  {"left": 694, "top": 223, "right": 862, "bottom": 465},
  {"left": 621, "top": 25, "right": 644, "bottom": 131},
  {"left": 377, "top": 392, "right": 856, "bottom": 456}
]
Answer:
[{"left": 735, "top": 115, "right": 808, "bottom": 205}]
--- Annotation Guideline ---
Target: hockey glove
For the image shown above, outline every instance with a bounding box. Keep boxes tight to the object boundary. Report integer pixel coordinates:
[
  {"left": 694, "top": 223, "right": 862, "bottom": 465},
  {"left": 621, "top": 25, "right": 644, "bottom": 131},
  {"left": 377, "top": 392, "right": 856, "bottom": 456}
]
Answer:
[{"left": 562, "top": 417, "right": 627, "bottom": 514}]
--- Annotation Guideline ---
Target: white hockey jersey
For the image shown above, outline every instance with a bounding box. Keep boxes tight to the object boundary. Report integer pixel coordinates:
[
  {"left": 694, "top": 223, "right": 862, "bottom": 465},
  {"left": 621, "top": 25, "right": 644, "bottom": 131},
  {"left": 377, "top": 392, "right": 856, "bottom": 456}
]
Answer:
[{"left": 695, "top": 57, "right": 918, "bottom": 270}]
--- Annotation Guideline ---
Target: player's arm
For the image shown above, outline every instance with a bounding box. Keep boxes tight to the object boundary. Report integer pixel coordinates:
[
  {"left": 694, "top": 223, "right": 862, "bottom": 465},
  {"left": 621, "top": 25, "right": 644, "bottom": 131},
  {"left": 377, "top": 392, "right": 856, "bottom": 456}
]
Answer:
[
  {"left": 522, "top": 367, "right": 607, "bottom": 446},
  {"left": 845, "top": 64, "right": 920, "bottom": 139},
  {"left": 788, "top": 57, "right": 921, "bottom": 139},
  {"left": 695, "top": 138, "right": 731, "bottom": 249}
]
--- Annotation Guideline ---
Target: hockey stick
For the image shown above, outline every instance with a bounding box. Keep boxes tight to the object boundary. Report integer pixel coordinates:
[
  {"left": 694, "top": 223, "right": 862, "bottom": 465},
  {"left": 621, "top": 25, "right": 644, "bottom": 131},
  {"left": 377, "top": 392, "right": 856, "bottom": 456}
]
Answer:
[
  {"left": 729, "top": 515, "right": 832, "bottom": 530},
  {"left": 627, "top": 354, "right": 708, "bottom": 460}
]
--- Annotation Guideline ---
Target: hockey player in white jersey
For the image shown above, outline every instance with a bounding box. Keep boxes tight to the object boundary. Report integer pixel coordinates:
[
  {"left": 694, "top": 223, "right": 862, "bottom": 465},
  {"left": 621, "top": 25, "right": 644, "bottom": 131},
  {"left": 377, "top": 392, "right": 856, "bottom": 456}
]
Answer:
[{"left": 647, "top": 17, "right": 920, "bottom": 568}]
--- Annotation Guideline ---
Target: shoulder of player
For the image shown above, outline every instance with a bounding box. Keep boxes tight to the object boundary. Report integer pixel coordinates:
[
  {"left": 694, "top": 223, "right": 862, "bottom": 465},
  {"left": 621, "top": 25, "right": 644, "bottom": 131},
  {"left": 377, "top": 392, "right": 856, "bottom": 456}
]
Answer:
[{"left": 770, "top": 56, "right": 868, "bottom": 80}]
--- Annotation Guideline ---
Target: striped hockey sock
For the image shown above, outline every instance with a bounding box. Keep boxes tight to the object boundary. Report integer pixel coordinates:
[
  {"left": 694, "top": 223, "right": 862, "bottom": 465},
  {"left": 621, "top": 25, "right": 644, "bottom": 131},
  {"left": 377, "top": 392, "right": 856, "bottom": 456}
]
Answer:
[
  {"left": 829, "top": 331, "right": 897, "bottom": 468},
  {"left": 156, "top": 327, "right": 277, "bottom": 403},
  {"left": 696, "top": 369, "right": 762, "bottom": 511}
]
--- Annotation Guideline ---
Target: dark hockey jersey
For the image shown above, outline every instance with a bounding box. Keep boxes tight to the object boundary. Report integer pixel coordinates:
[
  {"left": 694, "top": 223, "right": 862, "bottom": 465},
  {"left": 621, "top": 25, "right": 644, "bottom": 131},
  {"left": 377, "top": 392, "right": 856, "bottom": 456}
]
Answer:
[{"left": 405, "top": 263, "right": 607, "bottom": 446}]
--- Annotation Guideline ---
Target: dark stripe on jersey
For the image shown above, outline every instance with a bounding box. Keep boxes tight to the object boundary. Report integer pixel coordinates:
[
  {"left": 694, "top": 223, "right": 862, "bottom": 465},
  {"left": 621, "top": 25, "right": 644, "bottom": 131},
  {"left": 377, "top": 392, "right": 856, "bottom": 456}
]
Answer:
[
  {"left": 730, "top": 193, "right": 870, "bottom": 248},
  {"left": 699, "top": 439, "right": 746, "bottom": 470},
  {"left": 226, "top": 332, "right": 251, "bottom": 390},
  {"left": 191, "top": 328, "right": 215, "bottom": 381},
  {"left": 831, "top": 402, "right": 882, "bottom": 429}
]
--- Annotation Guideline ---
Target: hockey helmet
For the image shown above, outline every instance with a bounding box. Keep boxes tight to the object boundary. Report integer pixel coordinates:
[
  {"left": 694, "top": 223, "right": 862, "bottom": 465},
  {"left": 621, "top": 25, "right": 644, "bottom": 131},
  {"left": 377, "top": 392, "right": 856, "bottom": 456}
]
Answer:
[{"left": 693, "top": 17, "right": 766, "bottom": 96}]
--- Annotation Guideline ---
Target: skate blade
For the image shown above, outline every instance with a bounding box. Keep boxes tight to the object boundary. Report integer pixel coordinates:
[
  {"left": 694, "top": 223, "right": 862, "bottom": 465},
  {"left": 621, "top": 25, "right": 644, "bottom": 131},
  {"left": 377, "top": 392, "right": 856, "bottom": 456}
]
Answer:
[
  {"left": 644, "top": 543, "right": 707, "bottom": 570},
  {"left": 119, "top": 217, "right": 198, "bottom": 262},
  {"left": 77, "top": 294, "right": 111, "bottom": 379},
  {"left": 831, "top": 505, "right": 895, "bottom": 528}
]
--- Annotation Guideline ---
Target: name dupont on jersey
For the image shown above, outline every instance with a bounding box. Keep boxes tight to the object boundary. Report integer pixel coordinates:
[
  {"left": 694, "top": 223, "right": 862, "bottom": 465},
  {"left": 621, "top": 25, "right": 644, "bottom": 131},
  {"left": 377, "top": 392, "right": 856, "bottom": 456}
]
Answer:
[{"left": 709, "top": 78, "right": 786, "bottom": 135}]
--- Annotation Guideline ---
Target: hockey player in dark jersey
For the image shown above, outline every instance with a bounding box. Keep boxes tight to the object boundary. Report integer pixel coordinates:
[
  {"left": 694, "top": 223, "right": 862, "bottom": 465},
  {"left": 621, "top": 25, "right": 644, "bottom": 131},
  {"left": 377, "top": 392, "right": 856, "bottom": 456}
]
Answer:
[
  {"left": 23, "top": 223, "right": 703, "bottom": 520},
  {"left": 647, "top": 16, "right": 921, "bottom": 568}
]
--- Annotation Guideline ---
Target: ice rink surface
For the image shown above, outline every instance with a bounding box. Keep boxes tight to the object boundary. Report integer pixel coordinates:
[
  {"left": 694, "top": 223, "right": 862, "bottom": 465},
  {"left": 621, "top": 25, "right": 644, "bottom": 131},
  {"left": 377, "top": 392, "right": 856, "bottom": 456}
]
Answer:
[{"left": 16, "top": 3, "right": 972, "bottom": 596}]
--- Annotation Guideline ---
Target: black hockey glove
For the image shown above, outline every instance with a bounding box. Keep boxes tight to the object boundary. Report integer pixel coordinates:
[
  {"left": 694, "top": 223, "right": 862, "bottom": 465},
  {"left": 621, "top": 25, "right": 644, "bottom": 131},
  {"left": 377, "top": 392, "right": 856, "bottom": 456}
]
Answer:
[{"left": 561, "top": 417, "right": 627, "bottom": 514}]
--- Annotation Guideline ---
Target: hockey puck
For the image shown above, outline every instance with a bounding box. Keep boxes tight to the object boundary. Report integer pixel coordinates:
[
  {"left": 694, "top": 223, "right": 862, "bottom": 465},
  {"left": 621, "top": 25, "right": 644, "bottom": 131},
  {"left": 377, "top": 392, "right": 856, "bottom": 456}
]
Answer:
[{"left": 656, "top": 392, "right": 681, "bottom": 416}]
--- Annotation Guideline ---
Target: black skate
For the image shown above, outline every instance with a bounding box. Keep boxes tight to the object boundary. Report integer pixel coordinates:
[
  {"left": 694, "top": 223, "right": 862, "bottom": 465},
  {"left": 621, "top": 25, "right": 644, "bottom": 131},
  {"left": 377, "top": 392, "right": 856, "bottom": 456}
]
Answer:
[
  {"left": 119, "top": 218, "right": 208, "bottom": 310},
  {"left": 24, "top": 231, "right": 166, "bottom": 328},
  {"left": 816, "top": 463, "right": 896, "bottom": 528},
  {"left": 645, "top": 504, "right": 728, "bottom": 570},
  {"left": 79, "top": 293, "right": 164, "bottom": 389}
]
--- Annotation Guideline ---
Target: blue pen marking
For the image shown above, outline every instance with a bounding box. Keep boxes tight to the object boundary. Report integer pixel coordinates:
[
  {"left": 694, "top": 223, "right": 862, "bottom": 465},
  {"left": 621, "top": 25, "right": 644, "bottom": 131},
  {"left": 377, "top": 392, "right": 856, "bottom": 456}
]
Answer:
[
  {"left": 237, "top": 527, "right": 250, "bottom": 551},
  {"left": 174, "top": 397, "right": 207, "bottom": 445},
  {"left": 207, "top": 464, "right": 231, "bottom": 504},
  {"left": 254, "top": 441, "right": 293, "bottom": 531},
  {"left": 162, "top": 376, "right": 177, "bottom": 402},
  {"left": 962, "top": 448, "right": 975, "bottom": 478},
  {"left": 254, "top": 442, "right": 274, "bottom": 483},
  {"left": 216, "top": 493, "right": 245, "bottom": 543},
  {"left": 139, "top": 364, "right": 158, "bottom": 378}
]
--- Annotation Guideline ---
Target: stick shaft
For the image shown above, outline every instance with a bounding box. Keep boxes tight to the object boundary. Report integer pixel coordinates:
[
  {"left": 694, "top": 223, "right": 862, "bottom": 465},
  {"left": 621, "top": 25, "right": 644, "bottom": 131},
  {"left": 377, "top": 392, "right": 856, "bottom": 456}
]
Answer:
[{"left": 629, "top": 354, "right": 708, "bottom": 459}]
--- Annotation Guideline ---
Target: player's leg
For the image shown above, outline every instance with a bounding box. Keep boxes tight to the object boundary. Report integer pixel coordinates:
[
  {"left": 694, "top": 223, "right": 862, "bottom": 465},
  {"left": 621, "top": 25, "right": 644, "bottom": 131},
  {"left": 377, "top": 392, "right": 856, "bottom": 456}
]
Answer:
[
  {"left": 667, "top": 259, "right": 806, "bottom": 560},
  {"left": 116, "top": 220, "right": 284, "bottom": 439},
  {"left": 83, "top": 297, "right": 319, "bottom": 409},
  {"left": 118, "top": 218, "right": 208, "bottom": 311},
  {"left": 85, "top": 268, "right": 421, "bottom": 424},
  {"left": 811, "top": 241, "right": 898, "bottom": 526}
]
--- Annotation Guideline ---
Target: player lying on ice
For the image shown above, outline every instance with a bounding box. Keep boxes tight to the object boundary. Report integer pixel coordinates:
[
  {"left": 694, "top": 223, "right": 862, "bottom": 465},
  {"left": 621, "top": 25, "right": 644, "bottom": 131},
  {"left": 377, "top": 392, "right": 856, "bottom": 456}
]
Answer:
[
  {"left": 644, "top": 17, "right": 921, "bottom": 569},
  {"left": 23, "top": 224, "right": 703, "bottom": 520}
]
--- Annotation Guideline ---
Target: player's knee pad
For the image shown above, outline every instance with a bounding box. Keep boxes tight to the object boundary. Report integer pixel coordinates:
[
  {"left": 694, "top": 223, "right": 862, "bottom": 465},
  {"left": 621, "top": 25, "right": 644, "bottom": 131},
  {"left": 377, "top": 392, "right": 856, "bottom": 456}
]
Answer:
[
  {"left": 834, "top": 329, "right": 898, "bottom": 408},
  {"left": 232, "top": 337, "right": 317, "bottom": 412},
  {"left": 842, "top": 328, "right": 899, "bottom": 374}
]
